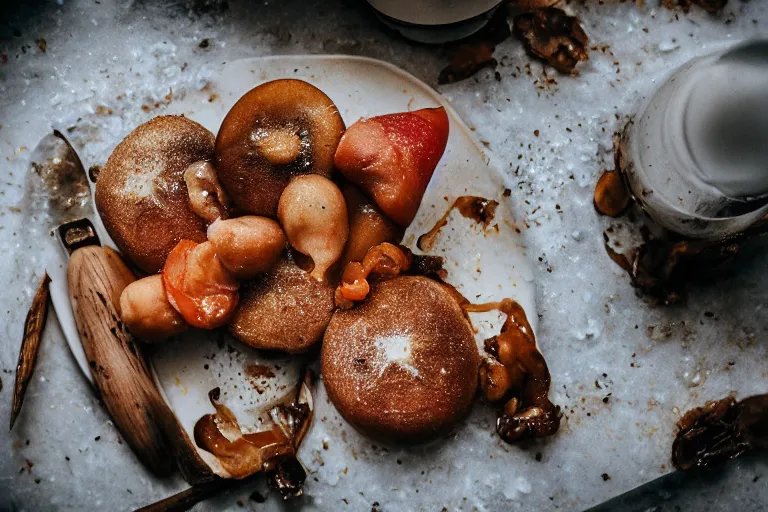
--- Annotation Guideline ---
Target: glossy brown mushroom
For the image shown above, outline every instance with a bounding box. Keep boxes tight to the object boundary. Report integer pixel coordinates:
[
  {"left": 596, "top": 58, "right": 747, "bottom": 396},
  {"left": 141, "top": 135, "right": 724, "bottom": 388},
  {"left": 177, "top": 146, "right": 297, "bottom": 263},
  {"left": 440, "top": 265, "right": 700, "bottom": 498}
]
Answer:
[
  {"left": 95, "top": 116, "right": 213, "bottom": 273},
  {"left": 214, "top": 79, "right": 345, "bottom": 217}
]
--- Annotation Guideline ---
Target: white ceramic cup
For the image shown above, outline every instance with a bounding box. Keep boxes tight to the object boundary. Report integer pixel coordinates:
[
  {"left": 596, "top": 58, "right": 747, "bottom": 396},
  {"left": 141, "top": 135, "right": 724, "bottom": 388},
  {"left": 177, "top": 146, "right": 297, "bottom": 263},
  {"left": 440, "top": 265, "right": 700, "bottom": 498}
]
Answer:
[{"left": 367, "top": 0, "right": 504, "bottom": 43}]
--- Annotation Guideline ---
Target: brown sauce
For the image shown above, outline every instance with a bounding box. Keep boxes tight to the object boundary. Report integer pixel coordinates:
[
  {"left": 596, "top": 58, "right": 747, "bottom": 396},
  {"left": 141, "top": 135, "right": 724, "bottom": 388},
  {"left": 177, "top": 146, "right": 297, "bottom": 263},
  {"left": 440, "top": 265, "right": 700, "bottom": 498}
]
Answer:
[
  {"left": 417, "top": 196, "right": 499, "bottom": 251},
  {"left": 463, "top": 298, "right": 561, "bottom": 443},
  {"left": 193, "top": 388, "right": 293, "bottom": 479}
]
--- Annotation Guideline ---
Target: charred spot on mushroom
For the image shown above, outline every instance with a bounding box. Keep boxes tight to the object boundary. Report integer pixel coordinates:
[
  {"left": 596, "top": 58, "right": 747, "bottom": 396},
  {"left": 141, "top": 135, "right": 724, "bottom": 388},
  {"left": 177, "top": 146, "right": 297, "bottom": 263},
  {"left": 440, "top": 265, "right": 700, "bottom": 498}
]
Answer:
[
  {"left": 437, "top": 7, "right": 512, "bottom": 85},
  {"left": 513, "top": 8, "right": 589, "bottom": 74},
  {"left": 467, "top": 299, "right": 561, "bottom": 444},
  {"left": 417, "top": 196, "right": 499, "bottom": 252},
  {"left": 672, "top": 394, "right": 768, "bottom": 470},
  {"left": 662, "top": 0, "right": 728, "bottom": 14}
]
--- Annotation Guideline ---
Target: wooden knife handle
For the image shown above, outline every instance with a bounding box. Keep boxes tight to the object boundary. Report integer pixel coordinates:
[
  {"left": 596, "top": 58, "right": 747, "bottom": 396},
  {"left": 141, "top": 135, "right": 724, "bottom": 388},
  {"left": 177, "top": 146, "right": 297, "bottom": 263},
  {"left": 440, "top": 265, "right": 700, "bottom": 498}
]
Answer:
[{"left": 68, "top": 246, "right": 175, "bottom": 476}]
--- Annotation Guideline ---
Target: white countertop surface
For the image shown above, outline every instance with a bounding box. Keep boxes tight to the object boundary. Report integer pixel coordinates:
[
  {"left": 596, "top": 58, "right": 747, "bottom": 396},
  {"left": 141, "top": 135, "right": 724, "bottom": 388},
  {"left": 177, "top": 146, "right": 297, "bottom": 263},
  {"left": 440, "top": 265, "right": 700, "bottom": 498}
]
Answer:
[{"left": 1, "top": 1, "right": 767, "bottom": 510}]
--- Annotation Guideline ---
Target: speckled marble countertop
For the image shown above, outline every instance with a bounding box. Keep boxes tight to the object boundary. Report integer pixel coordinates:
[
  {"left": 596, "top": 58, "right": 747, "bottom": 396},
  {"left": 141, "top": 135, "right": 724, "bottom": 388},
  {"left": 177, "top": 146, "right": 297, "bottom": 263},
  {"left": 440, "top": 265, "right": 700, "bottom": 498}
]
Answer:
[{"left": 1, "top": 1, "right": 767, "bottom": 511}]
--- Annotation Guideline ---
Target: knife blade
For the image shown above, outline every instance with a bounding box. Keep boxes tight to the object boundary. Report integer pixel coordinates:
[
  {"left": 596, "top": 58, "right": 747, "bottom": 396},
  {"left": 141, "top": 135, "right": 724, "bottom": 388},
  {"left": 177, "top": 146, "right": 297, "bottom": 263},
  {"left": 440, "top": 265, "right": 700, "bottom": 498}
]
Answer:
[
  {"left": 24, "top": 131, "right": 96, "bottom": 383},
  {"left": 24, "top": 131, "right": 175, "bottom": 476}
]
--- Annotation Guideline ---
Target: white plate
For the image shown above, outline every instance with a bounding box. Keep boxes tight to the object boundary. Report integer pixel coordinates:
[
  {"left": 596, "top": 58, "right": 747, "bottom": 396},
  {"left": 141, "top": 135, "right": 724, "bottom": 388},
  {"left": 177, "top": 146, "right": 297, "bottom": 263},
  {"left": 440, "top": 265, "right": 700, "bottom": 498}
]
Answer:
[{"left": 50, "top": 55, "right": 538, "bottom": 488}]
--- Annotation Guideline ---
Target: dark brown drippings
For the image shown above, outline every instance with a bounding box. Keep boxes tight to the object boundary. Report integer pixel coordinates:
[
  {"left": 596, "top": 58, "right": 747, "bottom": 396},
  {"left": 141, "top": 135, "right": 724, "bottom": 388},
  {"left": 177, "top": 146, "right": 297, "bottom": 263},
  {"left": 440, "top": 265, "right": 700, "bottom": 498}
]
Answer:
[
  {"left": 672, "top": 394, "right": 768, "bottom": 470},
  {"left": 417, "top": 196, "right": 499, "bottom": 252},
  {"left": 267, "top": 456, "right": 307, "bottom": 500},
  {"left": 437, "top": 7, "right": 511, "bottom": 85},
  {"left": 463, "top": 299, "right": 561, "bottom": 444},
  {"left": 193, "top": 387, "right": 292, "bottom": 479},
  {"left": 513, "top": 8, "right": 589, "bottom": 74},
  {"left": 594, "top": 170, "right": 630, "bottom": 217},
  {"left": 410, "top": 254, "right": 447, "bottom": 281}
]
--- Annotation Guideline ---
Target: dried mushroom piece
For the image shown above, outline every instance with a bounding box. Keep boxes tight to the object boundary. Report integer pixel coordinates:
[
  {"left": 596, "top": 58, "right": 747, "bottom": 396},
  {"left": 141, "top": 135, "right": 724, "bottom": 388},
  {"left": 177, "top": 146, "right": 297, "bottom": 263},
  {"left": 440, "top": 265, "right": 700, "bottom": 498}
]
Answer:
[
  {"left": 672, "top": 394, "right": 768, "bottom": 470},
  {"left": 469, "top": 299, "right": 561, "bottom": 443},
  {"left": 10, "top": 273, "right": 51, "bottom": 430},
  {"left": 513, "top": 8, "right": 589, "bottom": 74},
  {"left": 662, "top": 0, "right": 728, "bottom": 14}
]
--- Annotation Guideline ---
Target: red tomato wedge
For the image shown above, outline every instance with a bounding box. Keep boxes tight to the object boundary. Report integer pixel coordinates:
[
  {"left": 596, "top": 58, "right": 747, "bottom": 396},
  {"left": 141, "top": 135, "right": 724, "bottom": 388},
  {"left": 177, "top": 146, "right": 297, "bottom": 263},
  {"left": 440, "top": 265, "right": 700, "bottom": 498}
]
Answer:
[
  {"left": 334, "top": 106, "right": 449, "bottom": 227},
  {"left": 162, "top": 240, "right": 239, "bottom": 329}
]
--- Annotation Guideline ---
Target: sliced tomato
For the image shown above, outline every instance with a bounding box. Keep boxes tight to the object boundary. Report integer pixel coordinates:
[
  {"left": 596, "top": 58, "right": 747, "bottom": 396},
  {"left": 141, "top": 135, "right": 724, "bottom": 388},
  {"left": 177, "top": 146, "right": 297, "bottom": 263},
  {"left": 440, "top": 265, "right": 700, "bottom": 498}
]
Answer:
[{"left": 162, "top": 240, "right": 239, "bottom": 329}]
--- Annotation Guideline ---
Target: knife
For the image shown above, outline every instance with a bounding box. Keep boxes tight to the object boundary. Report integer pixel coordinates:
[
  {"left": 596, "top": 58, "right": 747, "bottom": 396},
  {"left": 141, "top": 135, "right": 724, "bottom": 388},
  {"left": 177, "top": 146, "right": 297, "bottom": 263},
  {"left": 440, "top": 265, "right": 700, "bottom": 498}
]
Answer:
[{"left": 25, "top": 131, "right": 175, "bottom": 476}]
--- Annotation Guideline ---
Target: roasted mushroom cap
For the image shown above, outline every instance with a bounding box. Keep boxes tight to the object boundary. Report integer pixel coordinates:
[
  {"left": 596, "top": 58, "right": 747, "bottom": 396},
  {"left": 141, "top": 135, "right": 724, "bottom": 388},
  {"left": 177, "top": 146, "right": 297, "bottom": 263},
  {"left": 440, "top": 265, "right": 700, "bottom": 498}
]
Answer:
[
  {"left": 229, "top": 256, "right": 336, "bottom": 353},
  {"left": 95, "top": 116, "right": 212, "bottom": 273},
  {"left": 322, "top": 276, "right": 479, "bottom": 442},
  {"left": 214, "top": 79, "right": 345, "bottom": 217}
]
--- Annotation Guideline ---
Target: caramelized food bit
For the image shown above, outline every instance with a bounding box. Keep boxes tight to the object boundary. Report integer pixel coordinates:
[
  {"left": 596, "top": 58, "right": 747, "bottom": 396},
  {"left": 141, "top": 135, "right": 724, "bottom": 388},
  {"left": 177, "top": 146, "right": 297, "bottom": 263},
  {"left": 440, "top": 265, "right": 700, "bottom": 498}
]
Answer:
[
  {"left": 268, "top": 456, "right": 307, "bottom": 500},
  {"left": 120, "top": 275, "right": 187, "bottom": 342},
  {"left": 207, "top": 216, "right": 285, "bottom": 279},
  {"left": 162, "top": 240, "right": 239, "bottom": 329},
  {"left": 278, "top": 175, "right": 348, "bottom": 281},
  {"left": 594, "top": 170, "right": 630, "bottom": 217},
  {"left": 229, "top": 257, "right": 335, "bottom": 353},
  {"left": 478, "top": 358, "right": 512, "bottom": 403},
  {"left": 95, "top": 116, "right": 212, "bottom": 273},
  {"left": 193, "top": 387, "right": 302, "bottom": 479},
  {"left": 335, "top": 242, "right": 413, "bottom": 309},
  {"left": 513, "top": 8, "right": 589, "bottom": 74},
  {"left": 465, "top": 299, "right": 561, "bottom": 444},
  {"left": 672, "top": 394, "right": 768, "bottom": 470},
  {"left": 338, "top": 184, "right": 403, "bottom": 270},
  {"left": 322, "top": 276, "right": 480, "bottom": 442},
  {"left": 334, "top": 107, "right": 450, "bottom": 226},
  {"left": 184, "top": 161, "right": 231, "bottom": 223},
  {"left": 214, "top": 79, "right": 345, "bottom": 217},
  {"left": 662, "top": 0, "right": 728, "bottom": 14},
  {"left": 604, "top": 218, "right": 768, "bottom": 305}
]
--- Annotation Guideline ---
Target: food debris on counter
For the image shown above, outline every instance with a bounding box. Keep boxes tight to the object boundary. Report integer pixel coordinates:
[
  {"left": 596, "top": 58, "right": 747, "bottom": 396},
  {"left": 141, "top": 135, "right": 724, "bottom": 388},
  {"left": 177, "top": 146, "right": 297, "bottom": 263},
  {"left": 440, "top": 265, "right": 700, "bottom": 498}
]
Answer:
[
  {"left": 598, "top": 128, "right": 768, "bottom": 304},
  {"left": 513, "top": 8, "right": 589, "bottom": 74},
  {"left": 437, "top": 7, "right": 511, "bottom": 84},
  {"left": 11, "top": 272, "right": 51, "bottom": 430},
  {"left": 672, "top": 394, "right": 768, "bottom": 470},
  {"left": 662, "top": 0, "right": 728, "bottom": 15}
]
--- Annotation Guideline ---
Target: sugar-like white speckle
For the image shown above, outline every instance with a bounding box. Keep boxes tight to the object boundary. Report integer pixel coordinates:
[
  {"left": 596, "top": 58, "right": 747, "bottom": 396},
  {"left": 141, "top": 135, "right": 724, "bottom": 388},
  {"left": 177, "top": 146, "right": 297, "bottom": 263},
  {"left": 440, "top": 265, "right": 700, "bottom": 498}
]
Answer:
[{"left": 374, "top": 333, "right": 419, "bottom": 377}]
